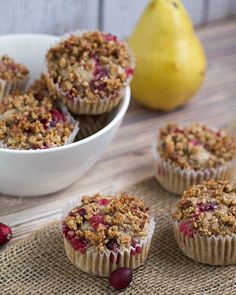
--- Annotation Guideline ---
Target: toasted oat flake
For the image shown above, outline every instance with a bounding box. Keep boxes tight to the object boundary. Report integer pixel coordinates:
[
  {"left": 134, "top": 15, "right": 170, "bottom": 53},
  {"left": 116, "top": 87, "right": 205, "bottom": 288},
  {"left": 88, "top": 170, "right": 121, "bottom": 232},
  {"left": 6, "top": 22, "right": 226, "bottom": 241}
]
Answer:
[
  {"left": 172, "top": 180, "right": 236, "bottom": 237},
  {"left": 158, "top": 123, "right": 236, "bottom": 169}
]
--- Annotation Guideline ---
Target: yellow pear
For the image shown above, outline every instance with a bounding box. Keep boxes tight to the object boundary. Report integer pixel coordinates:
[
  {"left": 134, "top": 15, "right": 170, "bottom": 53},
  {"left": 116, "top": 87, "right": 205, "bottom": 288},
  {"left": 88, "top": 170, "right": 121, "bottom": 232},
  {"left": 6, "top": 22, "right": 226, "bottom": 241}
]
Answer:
[{"left": 129, "top": 0, "right": 207, "bottom": 111}]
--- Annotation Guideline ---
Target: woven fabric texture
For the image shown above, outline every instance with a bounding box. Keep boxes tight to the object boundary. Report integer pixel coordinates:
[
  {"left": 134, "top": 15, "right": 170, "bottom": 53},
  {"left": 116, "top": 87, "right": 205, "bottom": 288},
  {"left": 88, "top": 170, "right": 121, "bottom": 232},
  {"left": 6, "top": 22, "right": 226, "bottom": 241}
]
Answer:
[{"left": 1, "top": 177, "right": 236, "bottom": 295}]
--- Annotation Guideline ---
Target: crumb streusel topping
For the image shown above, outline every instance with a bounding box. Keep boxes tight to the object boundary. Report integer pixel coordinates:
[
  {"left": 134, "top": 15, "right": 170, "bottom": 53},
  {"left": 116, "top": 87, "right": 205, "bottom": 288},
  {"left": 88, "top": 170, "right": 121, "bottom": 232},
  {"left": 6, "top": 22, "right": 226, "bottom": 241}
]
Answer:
[
  {"left": 172, "top": 180, "right": 236, "bottom": 237},
  {"left": 46, "top": 31, "right": 134, "bottom": 102},
  {"left": 0, "top": 93, "right": 76, "bottom": 150},
  {"left": 63, "top": 193, "right": 150, "bottom": 253},
  {"left": 158, "top": 123, "right": 236, "bottom": 169},
  {"left": 0, "top": 55, "right": 29, "bottom": 81}
]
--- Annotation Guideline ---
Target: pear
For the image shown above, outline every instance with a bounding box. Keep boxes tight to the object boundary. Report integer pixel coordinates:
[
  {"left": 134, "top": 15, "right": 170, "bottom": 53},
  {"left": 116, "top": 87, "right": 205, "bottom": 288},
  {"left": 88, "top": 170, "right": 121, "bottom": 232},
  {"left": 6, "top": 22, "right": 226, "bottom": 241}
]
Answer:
[{"left": 129, "top": 0, "right": 207, "bottom": 111}]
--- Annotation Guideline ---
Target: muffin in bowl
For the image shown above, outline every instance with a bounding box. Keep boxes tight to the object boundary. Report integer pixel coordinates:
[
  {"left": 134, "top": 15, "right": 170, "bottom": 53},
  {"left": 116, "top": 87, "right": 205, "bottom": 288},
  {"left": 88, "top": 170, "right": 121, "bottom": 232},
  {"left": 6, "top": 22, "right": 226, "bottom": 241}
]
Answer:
[
  {"left": 46, "top": 31, "right": 134, "bottom": 115},
  {"left": 172, "top": 180, "right": 236, "bottom": 265},
  {"left": 0, "top": 92, "right": 79, "bottom": 150},
  {"left": 0, "top": 55, "right": 29, "bottom": 99},
  {"left": 62, "top": 192, "right": 155, "bottom": 276},
  {"left": 153, "top": 122, "right": 236, "bottom": 194}
]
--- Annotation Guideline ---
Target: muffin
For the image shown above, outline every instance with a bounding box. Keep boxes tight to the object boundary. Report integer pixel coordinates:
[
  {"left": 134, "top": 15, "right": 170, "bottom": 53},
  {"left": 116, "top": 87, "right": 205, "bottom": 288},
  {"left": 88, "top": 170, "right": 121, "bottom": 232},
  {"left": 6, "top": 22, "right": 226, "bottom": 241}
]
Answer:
[
  {"left": 46, "top": 31, "right": 134, "bottom": 115},
  {"left": 172, "top": 180, "right": 236, "bottom": 265},
  {"left": 0, "top": 55, "right": 29, "bottom": 99},
  {"left": 62, "top": 192, "right": 155, "bottom": 277},
  {"left": 0, "top": 93, "right": 79, "bottom": 150},
  {"left": 153, "top": 122, "right": 236, "bottom": 194},
  {"left": 76, "top": 113, "right": 108, "bottom": 140}
]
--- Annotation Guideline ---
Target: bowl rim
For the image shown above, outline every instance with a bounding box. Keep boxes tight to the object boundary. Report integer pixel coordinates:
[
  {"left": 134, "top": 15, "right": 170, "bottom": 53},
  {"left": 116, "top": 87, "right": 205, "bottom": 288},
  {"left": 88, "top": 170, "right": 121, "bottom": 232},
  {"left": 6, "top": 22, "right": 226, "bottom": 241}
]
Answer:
[{"left": 0, "top": 33, "right": 131, "bottom": 155}]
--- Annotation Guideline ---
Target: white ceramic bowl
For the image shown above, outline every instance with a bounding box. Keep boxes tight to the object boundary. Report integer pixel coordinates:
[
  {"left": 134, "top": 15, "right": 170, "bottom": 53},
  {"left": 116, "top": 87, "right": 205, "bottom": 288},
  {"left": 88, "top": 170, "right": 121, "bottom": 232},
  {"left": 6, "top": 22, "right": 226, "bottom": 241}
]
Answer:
[{"left": 0, "top": 34, "right": 130, "bottom": 197}]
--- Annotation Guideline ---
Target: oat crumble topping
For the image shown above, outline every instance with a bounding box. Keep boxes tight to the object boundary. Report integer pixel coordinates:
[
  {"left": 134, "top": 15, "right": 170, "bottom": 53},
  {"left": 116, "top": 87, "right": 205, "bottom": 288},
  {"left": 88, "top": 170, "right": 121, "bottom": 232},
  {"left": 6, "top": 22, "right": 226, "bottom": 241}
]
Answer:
[
  {"left": 0, "top": 93, "right": 76, "bottom": 150},
  {"left": 0, "top": 55, "right": 29, "bottom": 81},
  {"left": 172, "top": 180, "right": 236, "bottom": 237},
  {"left": 158, "top": 123, "right": 236, "bottom": 169},
  {"left": 62, "top": 193, "right": 150, "bottom": 253},
  {"left": 46, "top": 31, "right": 134, "bottom": 102}
]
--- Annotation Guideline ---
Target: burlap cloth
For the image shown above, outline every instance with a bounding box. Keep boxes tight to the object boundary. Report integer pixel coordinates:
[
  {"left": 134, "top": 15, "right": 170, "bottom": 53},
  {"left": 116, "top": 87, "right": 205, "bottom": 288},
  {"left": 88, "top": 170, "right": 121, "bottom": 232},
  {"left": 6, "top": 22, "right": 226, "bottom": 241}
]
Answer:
[{"left": 1, "top": 177, "right": 236, "bottom": 295}]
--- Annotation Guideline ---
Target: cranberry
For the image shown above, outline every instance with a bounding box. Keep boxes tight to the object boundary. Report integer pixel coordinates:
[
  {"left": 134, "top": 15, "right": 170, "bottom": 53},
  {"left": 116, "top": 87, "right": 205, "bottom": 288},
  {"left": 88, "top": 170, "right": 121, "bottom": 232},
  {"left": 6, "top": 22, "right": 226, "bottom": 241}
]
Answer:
[
  {"left": 125, "top": 68, "right": 134, "bottom": 77},
  {"left": 189, "top": 140, "right": 199, "bottom": 145},
  {"left": 0, "top": 223, "right": 12, "bottom": 246},
  {"left": 131, "top": 249, "right": 136, "bottom": 256},
  {"left": 70, "top": 237, "right": 87, "bottom": 253},
  {"left": 78, "top": 208, "right": 87, "bottom": 217},
  {"left": 103, "top": 33, "right": 117, "bottom": 42},
  {"left": 106, "top": 239, "right": 119, "bottom": 253},
  {"left": 62, "top": 224, "right": 70, "bottom": 235},
  {"left": 197, "top": 202, "right": 217, "bottom": 212},
  {"left": 136, "top": 246, "right": 142, "bottom": 254},
  {"left": 109, "top": 268, "right": 133, "bottom": 290},
  {"left": 179, "top": 220, "right": 194, "bottom": 237},
  {"left": 98, "top": 198, "right": 109, "bottom": 206},
  {"left": 90, "top": 214, "right": 105, "bottom": 230},
  {"left": 40, "top": 118, "right": 49, "bottom": 129},
  {"left": 173, "top": 128, "right": 184, "bottom": 134},
  {"left": 50, "top": 109, "right": 65, "bottom": 127}
]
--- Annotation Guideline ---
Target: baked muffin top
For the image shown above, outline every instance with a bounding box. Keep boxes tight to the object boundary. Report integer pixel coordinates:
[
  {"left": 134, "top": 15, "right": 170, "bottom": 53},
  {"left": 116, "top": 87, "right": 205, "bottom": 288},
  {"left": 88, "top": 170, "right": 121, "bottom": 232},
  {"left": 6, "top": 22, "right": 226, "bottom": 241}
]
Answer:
[
  {"left": 62, "top": 193, "right": 152, "bottom": 253},
  {"left": 0, "top": 55, "right": 29, "bottom": 81},
  {"left": 172, "top": 180, "right": 236, "bottom": 237},
  {"left": 46, "top": 31, "right": 134, "bottom": 102},
  {"left": 158, "top": 123, "right": 236, "bottom": 169},
  {"left": 0, "top": 93, "right": 77, "bottom": 150}
]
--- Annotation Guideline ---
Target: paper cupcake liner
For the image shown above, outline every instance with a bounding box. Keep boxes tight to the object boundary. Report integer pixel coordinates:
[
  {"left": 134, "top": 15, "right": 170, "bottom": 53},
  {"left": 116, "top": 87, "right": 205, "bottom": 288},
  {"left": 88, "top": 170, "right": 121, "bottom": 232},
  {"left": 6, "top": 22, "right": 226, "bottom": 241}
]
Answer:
[
  {"left": 60, "top": 105, "right": 79, "bottom": 145},
  {"left": 61, "top": 196, "right": 155, "bottom": 277},
  {"left": 45, "top": 30, "right": 135, "bottom": 115},
  {"left": 76, "top": 114, "right": 108, "bottom": 140},
  {"left": 0, "top": 75, "right": 29, "bottom": 100},
  {"left": 173, "top": 222, "right": 236, "bottom": 265},
  {"left": 152, "top": 142, "right": 236, "bottom": 195}
]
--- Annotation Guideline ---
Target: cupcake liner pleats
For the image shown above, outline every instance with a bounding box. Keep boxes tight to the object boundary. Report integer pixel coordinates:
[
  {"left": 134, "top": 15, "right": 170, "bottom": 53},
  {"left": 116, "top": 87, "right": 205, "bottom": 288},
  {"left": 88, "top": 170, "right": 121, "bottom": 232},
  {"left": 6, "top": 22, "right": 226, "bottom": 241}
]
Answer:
[
  {"left": 0, "top": 75, "right": 29, "bottom": 99},
  {"left": 63, "top": 218, "right": 155, "bottom": 277},
  {"left": 173, "top": 222, "right": 236, "bottom": 265},
  {"left": 152, "top": 143, "right": 236, "bottom": 195}
]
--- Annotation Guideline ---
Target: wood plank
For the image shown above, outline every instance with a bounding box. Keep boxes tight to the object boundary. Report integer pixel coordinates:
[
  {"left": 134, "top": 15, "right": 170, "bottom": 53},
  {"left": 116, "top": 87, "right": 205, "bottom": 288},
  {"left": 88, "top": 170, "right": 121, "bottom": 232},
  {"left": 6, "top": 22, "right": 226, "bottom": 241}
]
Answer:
[
  {"left": 1, "top": 20, "right": 236, "bottom": 246},
  {"left": 208, "top": 0, "right": 234, "bottom": 21},
  {"left": 0, "top": 0, "right": 99, "bottom": 35},
  {"left": 102, "top": 0, "right": 205, "bottom": 39}
]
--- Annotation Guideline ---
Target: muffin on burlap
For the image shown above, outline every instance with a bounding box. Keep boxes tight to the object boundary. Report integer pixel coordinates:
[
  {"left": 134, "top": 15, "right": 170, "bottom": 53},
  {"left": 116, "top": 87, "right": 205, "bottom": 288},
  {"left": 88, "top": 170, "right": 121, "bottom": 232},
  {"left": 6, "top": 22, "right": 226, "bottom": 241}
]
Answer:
[
  {"left": 0, "top": 93, "right": 79, "bottom": 150},
  {"left": 62, "top": 192, "right": 155, "bottom": 277},
  {"left": 172, "top": 180, "right": 236, "bottom": 265},
  {"left": 46, "top": 31, "right": 134, "bottom": 115},
  {"left": 0, "top": 55, "right": 29, "bottom": 99},
  {"left": 153, "top": 122, "right": 236, "bottom": 194}
]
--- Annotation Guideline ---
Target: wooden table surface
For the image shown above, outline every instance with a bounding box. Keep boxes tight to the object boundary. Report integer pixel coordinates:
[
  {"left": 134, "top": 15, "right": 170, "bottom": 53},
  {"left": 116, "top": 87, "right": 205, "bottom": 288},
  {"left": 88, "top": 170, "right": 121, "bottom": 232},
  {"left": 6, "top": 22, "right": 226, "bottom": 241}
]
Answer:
[{"left": 1, "top": 20, "right": 236, "bottom": 246}]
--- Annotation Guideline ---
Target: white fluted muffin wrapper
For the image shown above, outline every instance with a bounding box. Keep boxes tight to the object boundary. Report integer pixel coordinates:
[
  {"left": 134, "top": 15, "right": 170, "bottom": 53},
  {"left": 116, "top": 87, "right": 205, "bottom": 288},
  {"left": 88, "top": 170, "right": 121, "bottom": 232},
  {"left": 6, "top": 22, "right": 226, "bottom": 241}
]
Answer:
[
  {"left": 0, "top": 75, "right": 29, "bottom": 99},
  {"left": 61, "top": 195, "right": 155, "bottom": 277},
  {"left": 45, "top": 30, "right": 135, "bottom": 115},
  {"left": 152, "top": 141, "right": 236, "bottom": 195},
  {"left": 173, "top": 221, "right": 236, "bottom": 265}
]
